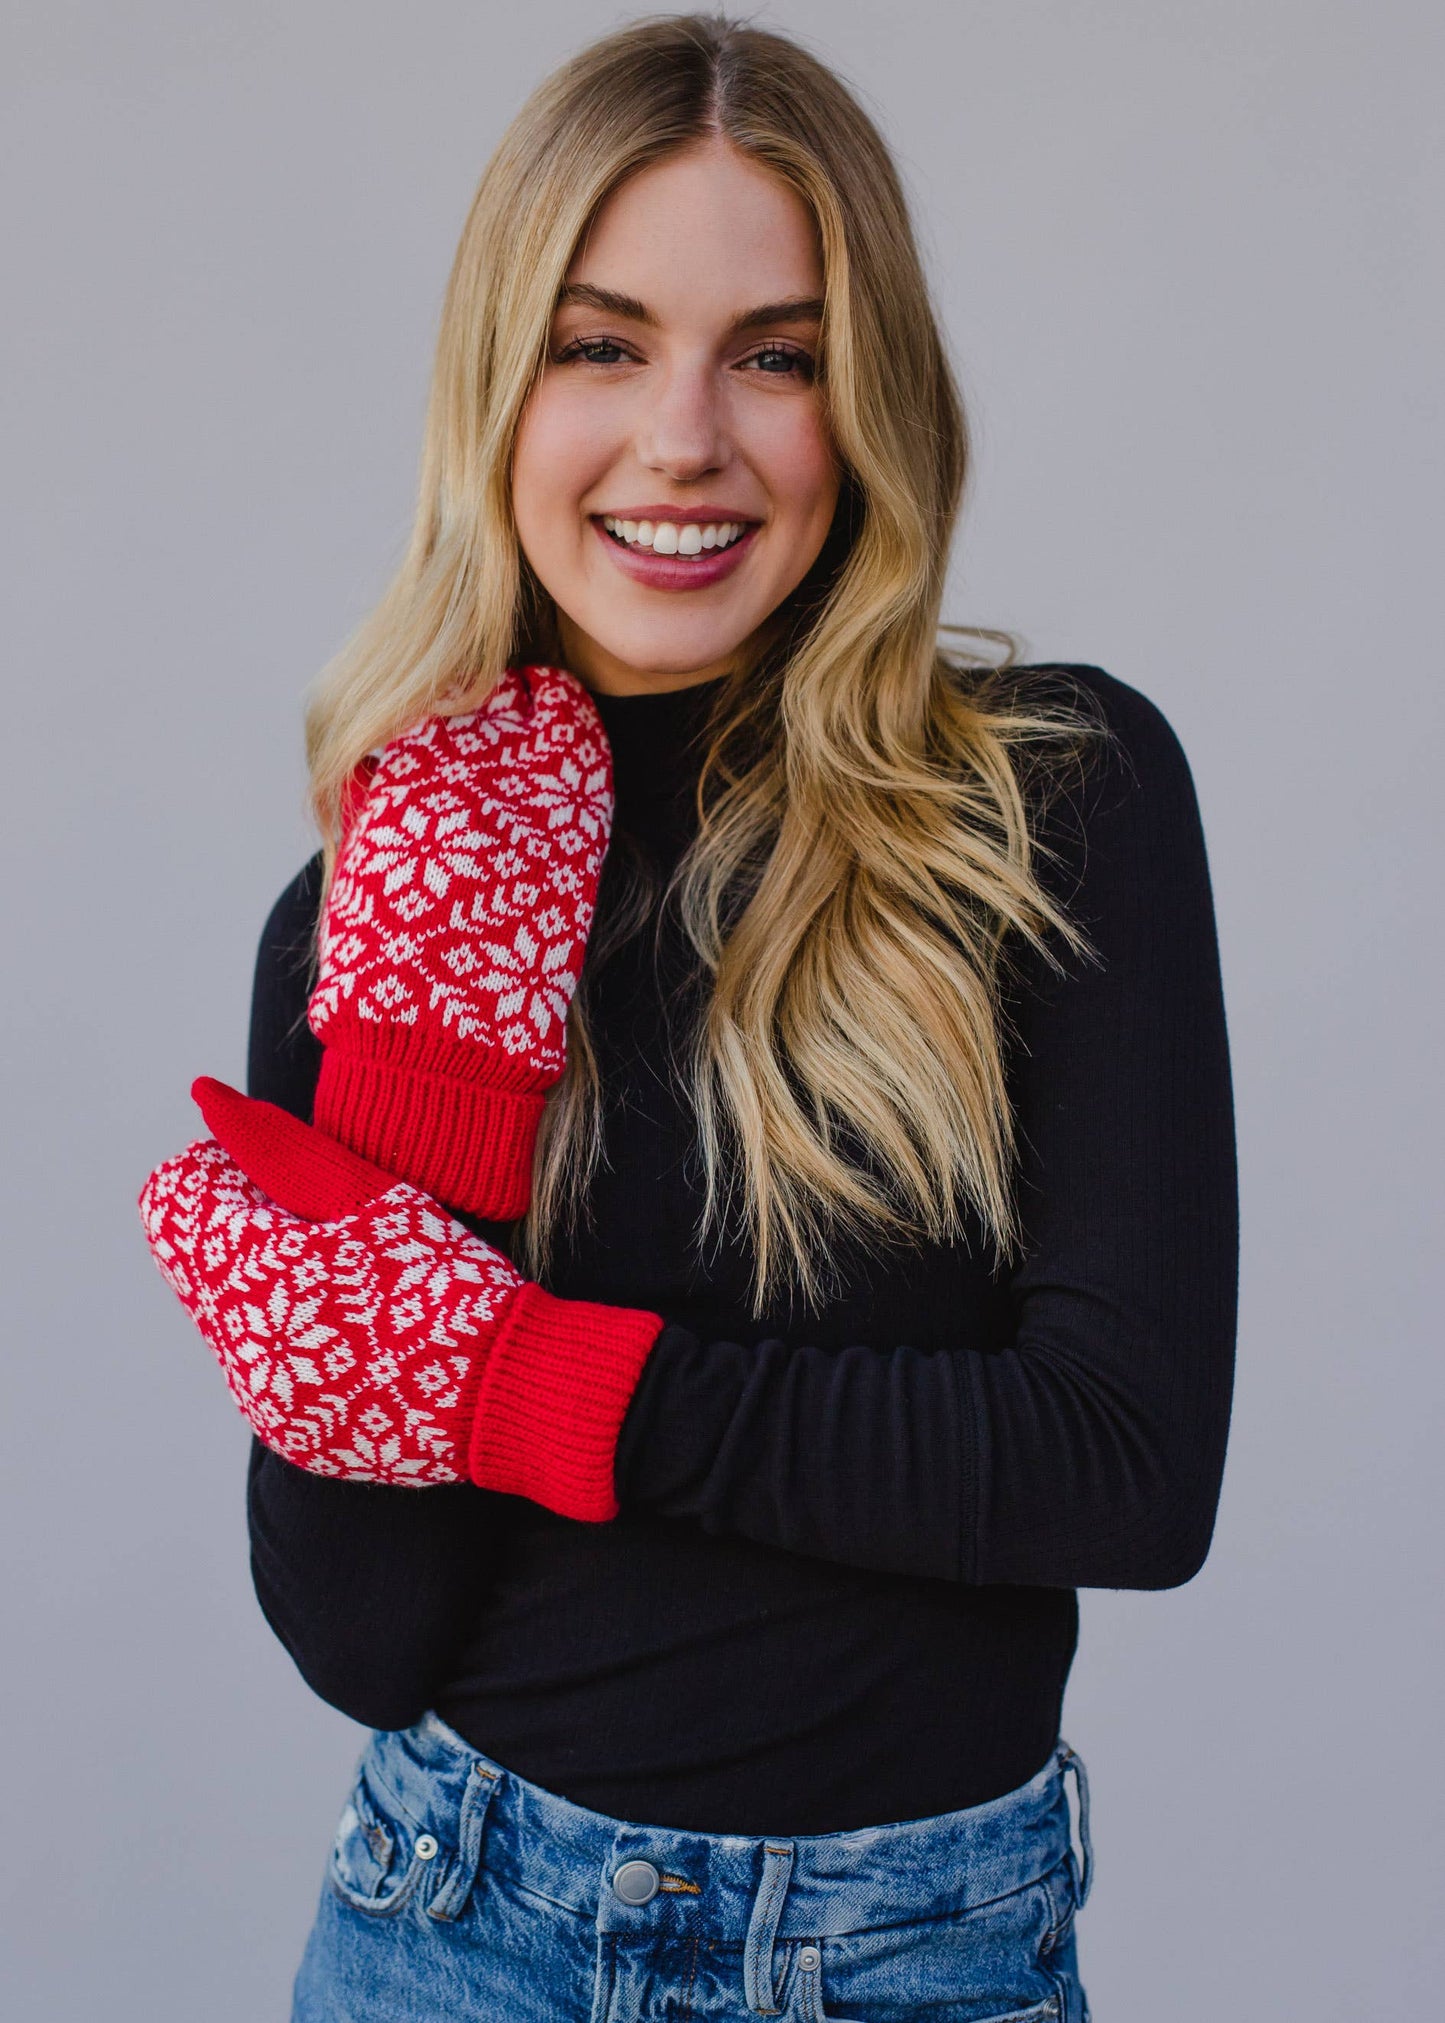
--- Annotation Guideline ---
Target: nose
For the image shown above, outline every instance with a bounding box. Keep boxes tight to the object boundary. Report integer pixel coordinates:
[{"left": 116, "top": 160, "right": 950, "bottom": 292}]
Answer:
[{"left": 634, "top": 358, "right": 729, "bottom": 481}]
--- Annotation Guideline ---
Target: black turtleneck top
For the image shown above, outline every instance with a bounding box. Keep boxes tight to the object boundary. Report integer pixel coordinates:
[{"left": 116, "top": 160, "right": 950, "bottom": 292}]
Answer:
[{"left": 244, "top": 663, "right": 1237, "bottom": 1834}]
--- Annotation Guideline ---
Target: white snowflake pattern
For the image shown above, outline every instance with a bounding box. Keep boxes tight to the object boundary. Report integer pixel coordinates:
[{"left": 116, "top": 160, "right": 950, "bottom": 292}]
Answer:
[
  {"left": 138, "top": 1138, "right": 528, "bottom": 1485},
  {"left": 309, "top": 666, "right": 612, "bottom": 1080}
]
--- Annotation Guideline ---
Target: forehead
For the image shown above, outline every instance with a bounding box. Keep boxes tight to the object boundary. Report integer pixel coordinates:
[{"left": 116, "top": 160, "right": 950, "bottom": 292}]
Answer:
[{"left": 564, "top": 143, "right": 824, "bottom": 319}]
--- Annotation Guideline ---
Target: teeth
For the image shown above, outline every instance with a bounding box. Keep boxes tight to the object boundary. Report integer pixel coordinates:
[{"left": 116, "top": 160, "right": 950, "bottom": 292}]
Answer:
[{"left": 602, "top": 516, "right": 748, "bottom": 555}]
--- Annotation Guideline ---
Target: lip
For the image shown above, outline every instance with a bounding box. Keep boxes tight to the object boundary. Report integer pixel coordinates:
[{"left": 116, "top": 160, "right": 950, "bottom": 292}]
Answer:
[{"left": 590, "top": 514, "right": 759, "bottom": 591}]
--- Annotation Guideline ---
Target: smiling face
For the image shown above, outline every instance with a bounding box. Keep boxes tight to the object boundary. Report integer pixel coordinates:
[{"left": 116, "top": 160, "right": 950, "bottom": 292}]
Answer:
[{"left": 511, "top": 138, "right": 842, "bottom": 696}]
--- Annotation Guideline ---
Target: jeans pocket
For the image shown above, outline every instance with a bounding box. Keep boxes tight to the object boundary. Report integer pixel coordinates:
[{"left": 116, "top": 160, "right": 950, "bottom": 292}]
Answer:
[
  {"left": 796, "top": 1946, "right": 1061, "bottom": 2023},
  {"left": 793, "top": 1880, "right": 1067, "bottom": 2022},
  {"left": 326, "top": 1758, "right": 438, "bottom": 1920}
]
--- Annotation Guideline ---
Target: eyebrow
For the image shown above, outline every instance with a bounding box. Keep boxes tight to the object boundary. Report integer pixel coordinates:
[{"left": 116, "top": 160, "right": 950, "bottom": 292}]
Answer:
[{"left": 555, "top": 283, "right": 824, "bottom": 333}]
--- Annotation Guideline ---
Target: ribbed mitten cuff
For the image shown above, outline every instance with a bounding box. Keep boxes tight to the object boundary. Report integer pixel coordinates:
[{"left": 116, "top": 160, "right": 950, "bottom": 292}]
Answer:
[
  {"left": 313, "top": 1047, "right": 544, "bottom": 1221},
  {"left": 466, "top": 1283, "right": 666, "bottom": 1522}
]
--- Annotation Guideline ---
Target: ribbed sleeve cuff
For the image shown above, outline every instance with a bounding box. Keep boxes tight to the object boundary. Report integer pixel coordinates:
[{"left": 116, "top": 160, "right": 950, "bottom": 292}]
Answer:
[
  {"left": 466, "top": 1283, "right": 666, "bottom": 1522},
  {"left": 313, "top": 1047, "right": 544, "bottom": 1221}
]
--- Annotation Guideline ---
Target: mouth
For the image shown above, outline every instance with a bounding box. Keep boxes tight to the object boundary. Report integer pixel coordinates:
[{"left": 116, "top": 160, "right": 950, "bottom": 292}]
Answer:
[
  {"left": 590, "top": 512, "right": 760, "bottom": 590},
  {"left": 601, "top": 514, "right": 753, "bottom": 556}
]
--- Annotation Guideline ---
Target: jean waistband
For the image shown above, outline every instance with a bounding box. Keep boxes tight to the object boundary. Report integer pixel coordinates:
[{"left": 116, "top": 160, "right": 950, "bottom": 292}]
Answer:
[{"left": 360, "top": 1711, "right": 1090, "bottom": 1941}]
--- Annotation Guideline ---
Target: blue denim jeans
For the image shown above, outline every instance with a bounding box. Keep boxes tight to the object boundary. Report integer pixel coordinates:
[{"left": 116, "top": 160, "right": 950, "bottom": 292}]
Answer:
[{"left": 292, "top": 1711, "right": 1092, "bottom": 2021}]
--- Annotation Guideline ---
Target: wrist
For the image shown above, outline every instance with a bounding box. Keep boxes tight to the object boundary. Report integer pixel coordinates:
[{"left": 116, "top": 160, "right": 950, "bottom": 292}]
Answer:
[{"left": 466, "top": 1281, "right": 665, "bottom": 1521}]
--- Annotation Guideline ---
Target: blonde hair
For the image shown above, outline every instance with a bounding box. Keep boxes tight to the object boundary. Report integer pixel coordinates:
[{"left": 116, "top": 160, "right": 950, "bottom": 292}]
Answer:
[{"left": 302, "top": 11, "right": 1109, "bottom": 1315}]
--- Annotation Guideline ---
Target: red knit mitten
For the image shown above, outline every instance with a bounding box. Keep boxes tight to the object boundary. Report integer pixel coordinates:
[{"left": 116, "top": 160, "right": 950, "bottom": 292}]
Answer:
[
  {"left": 309, "top": 663, "right": 613, "bottom": 1221},
  {"left": 136, "top": 1078, "right": 663, "bottom": 1521}
]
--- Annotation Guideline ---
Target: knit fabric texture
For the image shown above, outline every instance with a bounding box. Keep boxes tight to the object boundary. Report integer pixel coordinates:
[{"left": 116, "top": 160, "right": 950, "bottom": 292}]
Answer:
[
  {"left": 466, "top": 1283, "right": 668, "bottom": 1522},
  {"left": 139, "top": 1084, "right": 664, "bottom": 1519},
  {"left": 191, "top": 1073, "right": 396, "bottom": 1220},
  {"left": 308, "top": 663, "right": 614, "bottom": 1221}
]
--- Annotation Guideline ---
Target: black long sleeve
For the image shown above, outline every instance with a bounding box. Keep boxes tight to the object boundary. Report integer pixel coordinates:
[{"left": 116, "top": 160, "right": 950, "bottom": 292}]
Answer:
[
  {"left": 613, "top": 675, "right": 1237, "bottom": 1591},
  {"left": 239, "top": 663, "right": 1238, "bottom": 1833}
]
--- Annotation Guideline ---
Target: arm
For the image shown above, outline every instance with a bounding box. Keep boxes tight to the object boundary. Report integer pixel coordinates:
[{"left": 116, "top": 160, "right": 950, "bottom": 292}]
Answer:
[
  {"left": 243, "top": 861, "right": 503, "bottom": 1727},
  {"left": 614, "top": 671, "right": 1239, "bottom": 1591},
  {"left": 146, "top": 677, "right": 659, "bottom": 1506}
]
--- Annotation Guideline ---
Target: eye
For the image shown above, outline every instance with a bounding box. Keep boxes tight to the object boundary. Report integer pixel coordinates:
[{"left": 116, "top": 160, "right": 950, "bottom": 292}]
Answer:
[
  {"left": 553, "top": 336, "right": 816, "bottom": 380},
  {"left": 554, "top": 337, "right": 632, "bottom": 366},
  {"left": 741, "top": 344, "right": 815, "bottom": 380}
]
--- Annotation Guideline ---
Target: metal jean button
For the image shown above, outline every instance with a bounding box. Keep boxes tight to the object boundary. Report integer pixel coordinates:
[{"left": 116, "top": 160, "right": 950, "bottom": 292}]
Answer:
[{"left": 611, "top": 1858, "right": 661, "bottom": 1905}]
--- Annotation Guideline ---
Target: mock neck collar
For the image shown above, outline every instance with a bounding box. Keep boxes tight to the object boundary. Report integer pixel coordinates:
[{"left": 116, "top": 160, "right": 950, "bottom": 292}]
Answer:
[{"left": 587, "top": 675, "right": 731, "bottom": 818}]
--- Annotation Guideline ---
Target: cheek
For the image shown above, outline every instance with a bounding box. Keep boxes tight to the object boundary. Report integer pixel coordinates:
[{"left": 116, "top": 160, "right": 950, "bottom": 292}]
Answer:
[
  {"left": 512, "top": 387, "right": 613, "bottom": 539},
  {"left": 753, "top": 404, "right": 839, "bottom": 532}
]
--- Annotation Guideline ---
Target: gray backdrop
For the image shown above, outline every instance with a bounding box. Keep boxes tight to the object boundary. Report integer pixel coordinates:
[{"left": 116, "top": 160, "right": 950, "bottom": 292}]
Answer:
[{"left": 4, "top": 3, "right": 1441, "bottom": 2015}]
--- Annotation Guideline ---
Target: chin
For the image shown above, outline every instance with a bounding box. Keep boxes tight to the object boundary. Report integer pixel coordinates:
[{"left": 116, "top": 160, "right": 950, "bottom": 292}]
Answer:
[{"left": 592, "top": 622, "right": 752, "bottom": 676}]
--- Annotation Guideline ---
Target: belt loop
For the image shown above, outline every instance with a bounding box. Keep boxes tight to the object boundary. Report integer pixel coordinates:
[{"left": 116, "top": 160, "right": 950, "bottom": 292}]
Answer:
[
  {"left": 742, "top": 1840, "right": 795, "bottom": 2014},
  {"left": 426, "top": 1760, "right": 502, "bottom": 1922},
  {"left": 1057, "top": 1741, "right": 1093, "bottom": 1907}
]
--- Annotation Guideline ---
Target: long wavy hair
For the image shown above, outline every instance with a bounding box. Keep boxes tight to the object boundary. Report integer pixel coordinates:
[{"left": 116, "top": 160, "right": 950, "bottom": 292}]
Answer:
[{"left": 302, "top": 11, "right": 1109, "bottom": 1315}]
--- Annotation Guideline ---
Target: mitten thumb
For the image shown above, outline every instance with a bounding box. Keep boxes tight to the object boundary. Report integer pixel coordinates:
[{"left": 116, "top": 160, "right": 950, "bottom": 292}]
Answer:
[{"left": 191, "top": 1076, "right": 399, "bottom": 1221}]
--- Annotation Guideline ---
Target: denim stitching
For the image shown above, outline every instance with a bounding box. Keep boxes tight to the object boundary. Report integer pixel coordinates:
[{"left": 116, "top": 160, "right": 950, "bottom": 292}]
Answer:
[{"left": 679, "top": 1934, "right": 699, "bottom": 2022}]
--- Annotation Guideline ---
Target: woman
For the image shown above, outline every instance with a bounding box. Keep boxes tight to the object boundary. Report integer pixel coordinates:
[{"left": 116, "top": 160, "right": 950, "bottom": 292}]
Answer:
[{"left": 140, "top": 14, "right": 1237, "bottom": 2021}]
